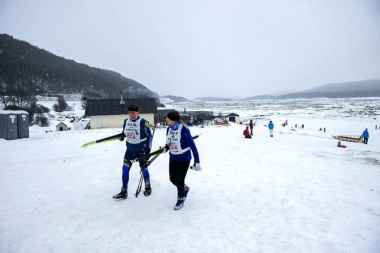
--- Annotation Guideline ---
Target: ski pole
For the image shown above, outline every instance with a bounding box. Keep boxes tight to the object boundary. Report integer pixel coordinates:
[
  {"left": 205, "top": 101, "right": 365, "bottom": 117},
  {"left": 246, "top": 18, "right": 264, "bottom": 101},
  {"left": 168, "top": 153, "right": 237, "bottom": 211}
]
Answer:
[
  {"left": 135, "top": 173, "right": 144, "bottom": 197},
  {"left": 134, "top": 148, "right": 164, "bottom": 197}
]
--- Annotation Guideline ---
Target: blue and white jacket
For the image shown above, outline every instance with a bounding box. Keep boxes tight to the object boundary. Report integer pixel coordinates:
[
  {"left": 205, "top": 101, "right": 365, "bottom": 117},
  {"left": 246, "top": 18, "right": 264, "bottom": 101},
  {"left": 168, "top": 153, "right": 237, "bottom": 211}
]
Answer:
[
  {"left": 166, "top": 122, "right": 200, "bottom": 163},
  {"left": 122, "top": 116, "right": 152, "bottom": 152}
]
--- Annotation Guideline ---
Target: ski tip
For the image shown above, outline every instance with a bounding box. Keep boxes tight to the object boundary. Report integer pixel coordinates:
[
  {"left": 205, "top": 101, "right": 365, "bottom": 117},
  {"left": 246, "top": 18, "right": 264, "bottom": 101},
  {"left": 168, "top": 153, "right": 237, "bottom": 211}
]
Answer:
[{"left": 80, "top": 141, "right": 96, "bottom": 148}]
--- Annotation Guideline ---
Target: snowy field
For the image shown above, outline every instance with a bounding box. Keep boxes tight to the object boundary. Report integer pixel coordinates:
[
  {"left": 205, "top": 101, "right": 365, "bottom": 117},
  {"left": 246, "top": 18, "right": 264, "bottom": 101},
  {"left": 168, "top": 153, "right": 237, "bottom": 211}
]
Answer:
[{"left": 1, "top": 97, "right": 380, "bottom": 253}]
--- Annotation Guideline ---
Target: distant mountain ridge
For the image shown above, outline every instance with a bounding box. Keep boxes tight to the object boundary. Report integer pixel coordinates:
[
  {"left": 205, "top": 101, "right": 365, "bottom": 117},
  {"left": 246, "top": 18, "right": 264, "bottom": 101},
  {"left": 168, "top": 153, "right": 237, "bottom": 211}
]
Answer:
[
  {"left": 303, "top": 80, "right": 380, "bottom": 93},
  {"left": 194, "top": 97, "right": 232, "bottom": 102},
  {"left": 0, "top": 34, "right": 158, "bottom": 100},
  {"left": 245, "top": 80, "right": 380, "bottom": 100},
  {"left": 161, "top": 95, "right": 189, "bottom": 102}
]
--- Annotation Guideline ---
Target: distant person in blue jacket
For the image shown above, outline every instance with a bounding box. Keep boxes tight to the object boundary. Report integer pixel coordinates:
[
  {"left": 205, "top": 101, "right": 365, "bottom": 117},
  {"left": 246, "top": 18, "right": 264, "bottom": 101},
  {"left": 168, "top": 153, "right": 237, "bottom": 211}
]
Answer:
[
  {"left": 362, "top": 128, "right": 369, "bottom": 144},
  {"left": 268, "top": 120, "right": 274, "bottom": 137}
]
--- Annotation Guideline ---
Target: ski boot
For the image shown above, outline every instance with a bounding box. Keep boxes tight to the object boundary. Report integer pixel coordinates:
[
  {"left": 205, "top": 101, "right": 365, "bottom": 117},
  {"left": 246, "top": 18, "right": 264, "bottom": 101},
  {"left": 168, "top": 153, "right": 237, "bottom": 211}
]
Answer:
[
  {"left": 143, "top": 186, "right": 152, "bottom": 196},
  {"left": 113, "top": 187, "right": 128, "bottom": 199}
]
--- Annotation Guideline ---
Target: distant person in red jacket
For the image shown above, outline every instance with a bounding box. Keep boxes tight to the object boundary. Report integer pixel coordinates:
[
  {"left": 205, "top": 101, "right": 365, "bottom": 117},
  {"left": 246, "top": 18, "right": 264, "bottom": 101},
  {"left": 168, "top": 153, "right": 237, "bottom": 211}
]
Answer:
[{"left": 243, "top": 126, "right": 252, "bottom": 138}]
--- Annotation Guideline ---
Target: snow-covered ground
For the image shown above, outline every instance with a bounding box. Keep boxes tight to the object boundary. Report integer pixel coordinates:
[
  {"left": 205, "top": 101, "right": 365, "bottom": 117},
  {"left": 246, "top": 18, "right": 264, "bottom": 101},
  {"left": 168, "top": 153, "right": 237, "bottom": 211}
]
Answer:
[{"left": 1, "top": 97, "right": 380, "bottom": 253}]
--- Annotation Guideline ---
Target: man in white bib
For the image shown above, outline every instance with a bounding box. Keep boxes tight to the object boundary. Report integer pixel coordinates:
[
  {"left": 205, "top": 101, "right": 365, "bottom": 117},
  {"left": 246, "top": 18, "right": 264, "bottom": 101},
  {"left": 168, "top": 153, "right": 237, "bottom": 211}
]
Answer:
[{"left": 113, "top": 104, "right": 153, "bottom": 200}]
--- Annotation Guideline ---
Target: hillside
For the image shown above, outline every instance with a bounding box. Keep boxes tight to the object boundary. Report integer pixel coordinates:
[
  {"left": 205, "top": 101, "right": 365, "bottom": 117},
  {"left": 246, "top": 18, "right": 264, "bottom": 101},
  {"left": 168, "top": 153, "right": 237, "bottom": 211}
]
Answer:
[
  {"left": 303, "top": 80, "right": 380, "bottom": 93},
  {"left": 193, "top": 97, "right": 232, "bottom": 102},
  {"left": 0, "top": 34, "right": 158, "bottom": 99},
  {"left": 161, "top": 95, "right": 189, "bottom": 103},
  {"left": 245, "top": 80, "right": 380, "bottom": 100}
]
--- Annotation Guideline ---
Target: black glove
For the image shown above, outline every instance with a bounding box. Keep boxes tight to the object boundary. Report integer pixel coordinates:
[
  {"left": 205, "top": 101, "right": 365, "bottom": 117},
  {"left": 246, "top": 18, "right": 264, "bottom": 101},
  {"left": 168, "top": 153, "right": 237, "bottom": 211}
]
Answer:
[
  {"left": 139, "top": 155, "right": 149, "bottom": 167},
  {"left": 118, "top": 134, "right": 125, "bottom": 141},
  {"left": 138, "top": 148, "right": 150, "bottom": 167},
  {"left": 162, "top": 144, "right": 170, "bottom": 153}
]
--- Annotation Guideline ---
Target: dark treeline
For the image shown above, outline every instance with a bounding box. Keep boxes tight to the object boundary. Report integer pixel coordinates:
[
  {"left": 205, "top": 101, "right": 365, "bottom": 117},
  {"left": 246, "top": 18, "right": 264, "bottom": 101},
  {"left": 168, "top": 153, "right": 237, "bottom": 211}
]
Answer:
[{"left": 0, "top": 34, "right": 158, "bottom": 103}]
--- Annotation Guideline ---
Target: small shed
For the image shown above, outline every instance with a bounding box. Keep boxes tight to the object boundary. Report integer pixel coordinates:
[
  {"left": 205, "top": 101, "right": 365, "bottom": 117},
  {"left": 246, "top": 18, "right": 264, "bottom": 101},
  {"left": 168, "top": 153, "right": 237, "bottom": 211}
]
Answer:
[
  {"left": 226, "top": 113, "right": 240, "bottom": 124},
  {"left": 56, "top": 122, "right": 69, "bottom": 131}
]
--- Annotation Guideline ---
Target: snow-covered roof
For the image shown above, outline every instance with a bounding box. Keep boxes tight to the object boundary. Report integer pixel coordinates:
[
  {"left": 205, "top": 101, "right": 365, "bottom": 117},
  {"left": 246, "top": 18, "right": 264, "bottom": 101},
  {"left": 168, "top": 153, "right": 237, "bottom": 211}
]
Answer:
[{"left": 0, "top": 110, "right": 29, "bottom": 115}]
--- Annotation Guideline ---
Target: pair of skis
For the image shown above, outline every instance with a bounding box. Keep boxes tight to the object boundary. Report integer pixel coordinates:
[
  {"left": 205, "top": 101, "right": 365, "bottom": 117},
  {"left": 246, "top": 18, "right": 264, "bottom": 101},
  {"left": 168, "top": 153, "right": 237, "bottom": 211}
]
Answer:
[
  {"left": 80, "top": 132, "right": 167, "bottom": 165},
  {"left": 81, "top": 132, "right": 202, "bottom": 197},
  {"left": 81, "top": 133, "right": 202, "bottom": 167}
]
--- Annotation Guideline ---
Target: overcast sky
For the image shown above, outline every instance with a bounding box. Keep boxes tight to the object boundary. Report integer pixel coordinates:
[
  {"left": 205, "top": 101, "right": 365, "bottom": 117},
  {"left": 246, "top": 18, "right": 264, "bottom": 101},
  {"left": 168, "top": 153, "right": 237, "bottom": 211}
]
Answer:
[{"left": 1, "top": 0, "right": 380, "bottom": 98}]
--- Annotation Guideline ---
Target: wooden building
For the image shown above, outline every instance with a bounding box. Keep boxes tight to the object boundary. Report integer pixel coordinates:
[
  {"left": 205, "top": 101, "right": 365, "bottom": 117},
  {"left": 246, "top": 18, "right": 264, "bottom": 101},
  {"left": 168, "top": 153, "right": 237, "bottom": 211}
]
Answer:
[{"left": 84, "top": 98, "right": 158, "bottom": 129}]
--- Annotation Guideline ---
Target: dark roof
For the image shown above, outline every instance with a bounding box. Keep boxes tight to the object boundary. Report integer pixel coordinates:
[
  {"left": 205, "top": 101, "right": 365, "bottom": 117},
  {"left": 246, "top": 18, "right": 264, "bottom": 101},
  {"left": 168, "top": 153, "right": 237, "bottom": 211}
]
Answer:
[{"left": 85, "top": 98, "right": 158, "bottom": 116}]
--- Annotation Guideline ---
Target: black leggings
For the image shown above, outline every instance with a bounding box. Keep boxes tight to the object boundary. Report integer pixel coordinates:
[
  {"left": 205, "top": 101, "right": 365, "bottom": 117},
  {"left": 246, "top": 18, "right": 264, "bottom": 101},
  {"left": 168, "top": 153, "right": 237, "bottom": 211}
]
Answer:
[{"left": 169, "top": 161, "right": 190, "bottom": 198}]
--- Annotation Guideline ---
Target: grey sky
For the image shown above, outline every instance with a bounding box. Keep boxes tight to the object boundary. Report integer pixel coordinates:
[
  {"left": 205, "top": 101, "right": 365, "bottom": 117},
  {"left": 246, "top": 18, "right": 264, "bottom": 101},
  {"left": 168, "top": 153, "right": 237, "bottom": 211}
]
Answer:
[{"left": 1, "top": 0, "right": 380, "bottom": 99}]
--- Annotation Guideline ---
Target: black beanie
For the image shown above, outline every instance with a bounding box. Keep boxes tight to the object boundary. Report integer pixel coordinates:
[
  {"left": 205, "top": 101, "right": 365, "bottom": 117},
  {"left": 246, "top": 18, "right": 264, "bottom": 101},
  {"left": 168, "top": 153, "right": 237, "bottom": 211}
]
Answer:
[
  {"left": 167, "top": 110, "right": 180, "bottom": 121},
  {"left": 128, "top": 104, "right": 139, "bottom": 112}
]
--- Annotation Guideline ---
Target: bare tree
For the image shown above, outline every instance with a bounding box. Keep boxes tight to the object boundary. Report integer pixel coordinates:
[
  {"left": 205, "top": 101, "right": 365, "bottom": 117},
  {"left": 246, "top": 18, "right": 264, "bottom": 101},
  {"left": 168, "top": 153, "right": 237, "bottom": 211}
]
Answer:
[{"left": 53, "top": 96, "right": 68, "bottom": 112}]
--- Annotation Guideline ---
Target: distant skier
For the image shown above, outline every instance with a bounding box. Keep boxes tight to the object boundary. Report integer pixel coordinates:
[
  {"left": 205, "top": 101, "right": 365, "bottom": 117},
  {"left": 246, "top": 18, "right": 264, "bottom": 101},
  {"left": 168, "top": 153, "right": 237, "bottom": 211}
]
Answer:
[
  {"left": 243, "top": 125, "right": 252, "bottom": 138},
  {"left": 362, "top": 128, "right": 369, "bottom": 144},
  {"left": 268, "top": 120, "right": 274, "bottom": 137}
]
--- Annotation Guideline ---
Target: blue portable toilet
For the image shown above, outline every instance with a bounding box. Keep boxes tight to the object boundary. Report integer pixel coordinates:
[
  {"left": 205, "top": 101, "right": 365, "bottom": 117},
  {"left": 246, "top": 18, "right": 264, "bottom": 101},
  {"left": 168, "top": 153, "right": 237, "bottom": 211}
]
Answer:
[
  {"left": 0, "top": 111, "right": 19, "bottom": 140},
  {"left": 17, "top": 111, "right": 29, "bottom": 138}
]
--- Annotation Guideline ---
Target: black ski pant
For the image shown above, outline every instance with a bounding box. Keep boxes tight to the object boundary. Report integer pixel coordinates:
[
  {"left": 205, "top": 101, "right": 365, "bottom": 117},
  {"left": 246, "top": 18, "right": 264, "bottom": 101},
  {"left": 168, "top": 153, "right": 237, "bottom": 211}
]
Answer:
[{"left": 169, "top": 161, "right": 190, "bottom": 198}]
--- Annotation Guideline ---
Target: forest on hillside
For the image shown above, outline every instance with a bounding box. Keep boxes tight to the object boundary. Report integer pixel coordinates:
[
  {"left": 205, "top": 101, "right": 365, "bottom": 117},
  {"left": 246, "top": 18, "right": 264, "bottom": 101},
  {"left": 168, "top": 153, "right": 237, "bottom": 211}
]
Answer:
[{"left": 0, "top": 34, "right": 158, "bottom": 106}]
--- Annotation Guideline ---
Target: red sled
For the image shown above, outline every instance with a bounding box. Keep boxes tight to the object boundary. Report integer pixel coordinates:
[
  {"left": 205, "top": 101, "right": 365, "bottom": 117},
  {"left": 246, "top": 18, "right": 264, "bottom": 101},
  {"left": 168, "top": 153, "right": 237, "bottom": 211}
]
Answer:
[{"left": 337, "top": 145, "right": 347, "bottom": 148}]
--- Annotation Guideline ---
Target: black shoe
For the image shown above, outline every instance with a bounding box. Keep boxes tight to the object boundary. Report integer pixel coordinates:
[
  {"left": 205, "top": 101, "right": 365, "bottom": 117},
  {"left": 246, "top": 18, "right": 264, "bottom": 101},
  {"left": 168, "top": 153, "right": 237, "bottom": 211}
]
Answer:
[
  {"left": 143, "top": 187, "right": 152, "bottom": 196},
  {"left": 174, "top": 198, "right": 185, "bottom": 210},
  {"left": 113, "top": 188, "right": 128, "bottom": 199},
  {"left": 183, "top": 186, "right": 190, "bottom": 200}
]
